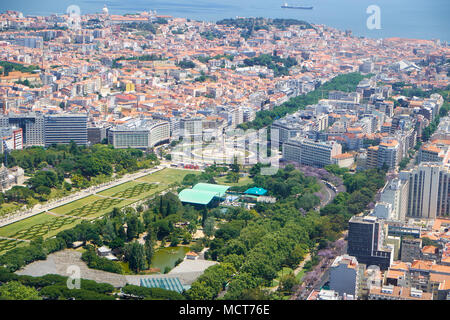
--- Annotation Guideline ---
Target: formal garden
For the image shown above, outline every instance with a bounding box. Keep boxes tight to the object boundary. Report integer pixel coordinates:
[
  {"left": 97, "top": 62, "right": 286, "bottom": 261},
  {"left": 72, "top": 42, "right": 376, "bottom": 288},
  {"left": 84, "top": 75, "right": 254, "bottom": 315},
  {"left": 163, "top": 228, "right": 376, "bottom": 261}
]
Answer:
[{"left": 0, "top": 168, "right": 199, "bottom": 255}]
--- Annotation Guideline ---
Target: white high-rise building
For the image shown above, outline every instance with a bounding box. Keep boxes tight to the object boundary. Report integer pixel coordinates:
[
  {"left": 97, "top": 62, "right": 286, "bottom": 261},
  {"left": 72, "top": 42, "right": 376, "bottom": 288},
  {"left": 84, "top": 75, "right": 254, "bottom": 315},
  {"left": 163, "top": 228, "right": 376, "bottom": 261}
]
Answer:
[
  {"left": 399, "top": 163, "right": 450, "bottom": 219},
  {"left": 378, "top": 178, "right": 409, "bottom": 221}
]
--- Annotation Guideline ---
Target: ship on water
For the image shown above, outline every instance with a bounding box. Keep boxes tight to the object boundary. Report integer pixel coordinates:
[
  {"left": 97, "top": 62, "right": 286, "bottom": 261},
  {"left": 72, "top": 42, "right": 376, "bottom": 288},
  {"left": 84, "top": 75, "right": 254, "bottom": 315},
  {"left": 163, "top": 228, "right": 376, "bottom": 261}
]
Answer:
[{"left": 281, "top": 2, "right": 313, "bottom": 9}]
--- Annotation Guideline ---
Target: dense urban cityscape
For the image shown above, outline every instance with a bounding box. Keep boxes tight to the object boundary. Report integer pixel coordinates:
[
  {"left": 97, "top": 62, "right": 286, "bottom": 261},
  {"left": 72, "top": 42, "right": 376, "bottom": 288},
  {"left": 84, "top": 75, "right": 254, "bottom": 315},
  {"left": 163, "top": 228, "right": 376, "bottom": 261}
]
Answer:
[{"left": 0, "top": 4, "right": 448, "bottom": 306}]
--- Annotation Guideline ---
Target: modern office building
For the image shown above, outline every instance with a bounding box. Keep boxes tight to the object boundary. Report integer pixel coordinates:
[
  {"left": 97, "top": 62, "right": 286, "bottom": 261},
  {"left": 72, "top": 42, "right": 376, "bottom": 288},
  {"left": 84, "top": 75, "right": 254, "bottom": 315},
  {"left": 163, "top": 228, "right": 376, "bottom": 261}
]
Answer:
[
  {"left": 44, "top": 114, "right": 88, "bottom": 146},
  {"left": 282, "top": 138, "right": 342, "bottom": 168},
  {"left": 0, "top": 113, "right": 45, "bottom": 146},
  {"left": 347, "top": 215, "right": 394, "bottom": 270},
  {"left": 399, "top": 163, "right": 450, "bottom": 219},
  {"left": 108, "top": 119, "right": 170, "bottom": 149},
  {"left": 329, "top": 255, "right": 359, "bottom": 299}
]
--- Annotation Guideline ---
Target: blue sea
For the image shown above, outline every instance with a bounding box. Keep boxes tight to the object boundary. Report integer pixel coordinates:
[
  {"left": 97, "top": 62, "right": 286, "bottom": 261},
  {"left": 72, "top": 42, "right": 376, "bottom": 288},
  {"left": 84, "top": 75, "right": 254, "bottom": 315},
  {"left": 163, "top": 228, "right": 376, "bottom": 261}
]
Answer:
[{"left": 1, "top": 0, "right": 449, "bottom": 41}]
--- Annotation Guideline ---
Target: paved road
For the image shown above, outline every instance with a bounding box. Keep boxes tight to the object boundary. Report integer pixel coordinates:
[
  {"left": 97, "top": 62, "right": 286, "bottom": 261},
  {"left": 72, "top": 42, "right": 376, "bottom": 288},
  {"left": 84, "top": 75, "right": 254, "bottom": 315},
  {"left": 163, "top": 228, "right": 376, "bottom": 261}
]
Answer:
[{"left": 318, "top": 180, "right": 336, "bottom": 208}]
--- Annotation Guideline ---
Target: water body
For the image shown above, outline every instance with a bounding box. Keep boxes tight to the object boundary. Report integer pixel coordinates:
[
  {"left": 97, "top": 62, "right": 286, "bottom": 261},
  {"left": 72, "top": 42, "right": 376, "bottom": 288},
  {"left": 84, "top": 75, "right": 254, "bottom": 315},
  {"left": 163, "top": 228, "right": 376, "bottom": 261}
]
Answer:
[
  {"left": 0, "top": 0, "right": 449, "bottom": 41},
  {"left": 150, "top": 246, "right": 189, "bottom": 272}
]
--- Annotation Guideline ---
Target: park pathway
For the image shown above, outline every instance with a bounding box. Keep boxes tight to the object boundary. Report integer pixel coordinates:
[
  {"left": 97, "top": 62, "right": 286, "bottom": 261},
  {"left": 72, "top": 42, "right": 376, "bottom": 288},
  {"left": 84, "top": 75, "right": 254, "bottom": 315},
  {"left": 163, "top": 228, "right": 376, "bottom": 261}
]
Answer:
[{"left": 0, "top": 166, "right": 165, "bottom": 228}]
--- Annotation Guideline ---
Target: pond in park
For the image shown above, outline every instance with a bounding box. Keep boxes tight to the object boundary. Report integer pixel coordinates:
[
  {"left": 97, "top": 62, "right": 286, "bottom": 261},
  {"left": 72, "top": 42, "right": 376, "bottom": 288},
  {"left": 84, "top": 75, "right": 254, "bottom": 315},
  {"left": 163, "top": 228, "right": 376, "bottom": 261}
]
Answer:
[{"left": 150, "top": 246, "right": 190, "bottom": 273}]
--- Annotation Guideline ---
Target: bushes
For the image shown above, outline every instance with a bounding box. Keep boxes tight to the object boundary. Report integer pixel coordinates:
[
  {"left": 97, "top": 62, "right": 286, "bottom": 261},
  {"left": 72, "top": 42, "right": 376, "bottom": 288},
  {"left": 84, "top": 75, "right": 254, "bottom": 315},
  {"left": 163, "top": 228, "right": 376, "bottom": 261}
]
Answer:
[
  {"left": 0, "top": 243, "right": 47, "bottom": 272},
  {"left": 122, "top": 284, "right": 185, "bottom": 300},
  {"left": 0, "top": 268, "right": 116, "bottom": 300},
  {"left": 79, "top": 279, "right": 115, "bottom": 294},
  {"left": 40, "top": 285, "right": 115, "bottom": 300},
  {"left": 185, "top": 263, "right": 235, "bottom": 300},
  {"left": 16, "top": 274, "right": 67, "bottom": 288},
  {"left": 0, "top": 281, "right": 41, "bottom": 300},
  {"left": 42, "top": 237, "right": 67, "bottom": 254},
  {"left": 81, "top": 246, "right": 123, "bottom": 274}
]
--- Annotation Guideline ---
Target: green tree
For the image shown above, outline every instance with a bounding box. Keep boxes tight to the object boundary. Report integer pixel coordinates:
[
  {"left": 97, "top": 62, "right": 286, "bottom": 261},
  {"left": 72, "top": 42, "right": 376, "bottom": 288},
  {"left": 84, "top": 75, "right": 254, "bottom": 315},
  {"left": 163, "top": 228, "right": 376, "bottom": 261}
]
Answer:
[
  {"left": 144, "top": 236, "right": 155, "bottom": 267},
  {"left": 124, "top": 241, "right": 147, "bottom": 273},
  {"left": 203, "top": 217, "right": 215, "bottom": 238},
  {"left": 0, "top": 281, "right": 41, "bottom": 300},
  {"left": 279, "top": 273, "right": 298, "bottom": 292}
]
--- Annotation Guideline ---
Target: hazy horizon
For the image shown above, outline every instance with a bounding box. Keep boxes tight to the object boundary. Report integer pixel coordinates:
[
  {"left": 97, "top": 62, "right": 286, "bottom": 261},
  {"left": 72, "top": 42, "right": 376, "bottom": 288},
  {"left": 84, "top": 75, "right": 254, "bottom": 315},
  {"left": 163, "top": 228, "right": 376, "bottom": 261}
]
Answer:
[{"left": 0, "top": 0, "right": 449, "bottom": 42}]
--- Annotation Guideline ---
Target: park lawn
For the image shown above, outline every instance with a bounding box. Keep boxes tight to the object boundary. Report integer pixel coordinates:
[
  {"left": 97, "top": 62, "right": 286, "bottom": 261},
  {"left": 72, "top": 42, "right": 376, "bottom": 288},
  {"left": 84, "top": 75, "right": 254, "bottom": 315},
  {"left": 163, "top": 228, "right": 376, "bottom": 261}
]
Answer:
[
  {"left": 96, "top": 181, "right": 141, "bottom": 197},
  {"left": 296, "top": 269, "right": 306, "bottom": 281},
  {"left": 215, "top": 175, "right": 253, "bottom": 187},
  {"left": 270, "top": 267, "right": 294, "bottom": 286},
  {"left": 0, "top": 213, "right": 57, "bottom": 238},
  {"left": 97, "top": 181, "right": 161, "bottom": 201},
  {"left": 41, "top": 216, "right": 83, "bottom": 239},
  {"left": 52, "top": 196, "right": 136, "bottom": 220},
  {"left": 0, "top": 239, "right": 27, "bottom": 255},
  {"left": 0, "top": 212, "right": 84, "bottom": 241},
  {"left": 0, "top": 168, "right": 201, "bottom": 247},
  {"left": 136, "top": 168, "right": 200, "bottom": 186},
  {"left": 51, "top": 195, "right": 104, "bottom": 215},
  {"left": 81, "top": 199, "right": 136, "bottom": 220}
]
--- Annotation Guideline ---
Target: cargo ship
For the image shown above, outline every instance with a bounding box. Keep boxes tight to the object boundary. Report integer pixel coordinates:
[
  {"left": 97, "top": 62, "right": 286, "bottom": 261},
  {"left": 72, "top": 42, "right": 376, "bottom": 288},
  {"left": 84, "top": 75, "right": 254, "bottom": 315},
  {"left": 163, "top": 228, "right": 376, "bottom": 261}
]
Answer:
[{"left": 281, "top": 3, "right": 313, "bottom": 9}]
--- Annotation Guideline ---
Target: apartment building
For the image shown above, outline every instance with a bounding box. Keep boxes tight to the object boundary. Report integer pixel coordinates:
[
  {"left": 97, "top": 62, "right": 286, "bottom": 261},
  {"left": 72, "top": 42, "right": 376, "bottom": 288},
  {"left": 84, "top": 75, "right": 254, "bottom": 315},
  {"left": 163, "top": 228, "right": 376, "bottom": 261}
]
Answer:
[
  {"left": 0, "top": 126, "right": 23, "bottom": 152},
  {"left": 400, "top": 238, "right": 423, "bottom": 263},
  {"left": 368, "top": 285, "right": 432, "bottom": 300},
  {"left": 366, "top": 139, "right": 401, "bottom": 170},
  {"left": 418, "top": 139, "right": 450, "bottom": 164},
  {"left": 282, "top": 138, "right": 342, "bottom": 168},
  {"left": 378, "top": 139, "right": 401, "bottom": 169},
  {"left": 399, "top": 163, "right": 450, "bottom": 219}
]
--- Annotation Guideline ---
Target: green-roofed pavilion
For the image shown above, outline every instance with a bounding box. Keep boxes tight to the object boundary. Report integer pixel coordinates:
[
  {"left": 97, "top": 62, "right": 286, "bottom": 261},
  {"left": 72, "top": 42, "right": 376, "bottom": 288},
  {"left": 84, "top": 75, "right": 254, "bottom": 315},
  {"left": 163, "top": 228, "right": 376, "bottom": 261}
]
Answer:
[
  {"left": 178, "top": 189, "right": 219, "bottom": 205},
  {"left": 244, "top": 187, "right": 267, "bottom": 196},
  {"left": 191, "top": 183, "right": 230, "bottom": 197}
]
